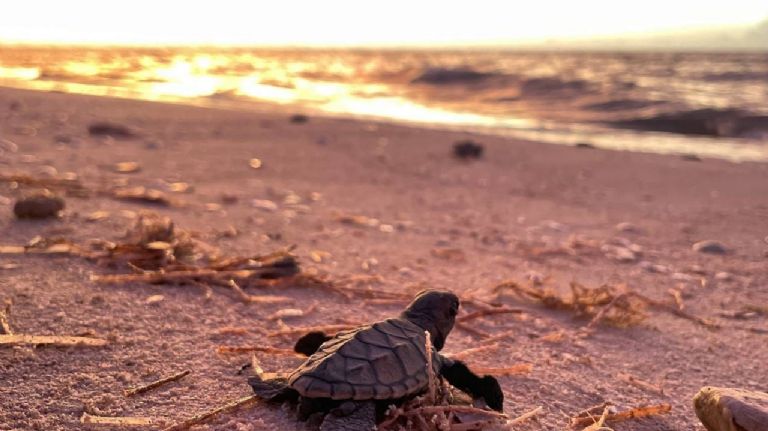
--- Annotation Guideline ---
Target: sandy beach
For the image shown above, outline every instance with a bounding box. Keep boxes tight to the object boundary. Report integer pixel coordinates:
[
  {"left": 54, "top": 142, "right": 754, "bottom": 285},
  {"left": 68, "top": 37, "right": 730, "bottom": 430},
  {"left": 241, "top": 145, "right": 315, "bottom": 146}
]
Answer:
[{"left": 1, "top": 85, "right": 767, "bottom": 430}]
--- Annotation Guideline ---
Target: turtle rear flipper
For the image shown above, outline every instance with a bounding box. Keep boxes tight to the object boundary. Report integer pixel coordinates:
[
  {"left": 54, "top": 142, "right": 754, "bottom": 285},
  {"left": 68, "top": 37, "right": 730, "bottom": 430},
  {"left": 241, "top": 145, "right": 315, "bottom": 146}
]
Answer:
[
  {"left": 247, "top": 376, "right": 298, "bottom": 402},
  {"left": 319, "top": 401, "right": 376, "bottom": 431}
]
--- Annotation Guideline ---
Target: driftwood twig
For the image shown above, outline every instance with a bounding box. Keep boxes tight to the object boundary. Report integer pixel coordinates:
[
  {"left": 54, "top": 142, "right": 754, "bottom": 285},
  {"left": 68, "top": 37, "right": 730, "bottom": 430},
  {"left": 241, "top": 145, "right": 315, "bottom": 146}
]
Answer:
[
  {"left": 124, "top": 370, "right": 191, "bottom": 397},
  {"left": 0, "top": 334, "right": 107, "bottom": 347},
  {"left": 80, "top": 412, "right": 164, "bottom": 426},
  {"left": 0, "top": 300, "right": 12, "bottom": 335},
  {"left": 161, "top": 395, "right": 259, "bottom": 431}
]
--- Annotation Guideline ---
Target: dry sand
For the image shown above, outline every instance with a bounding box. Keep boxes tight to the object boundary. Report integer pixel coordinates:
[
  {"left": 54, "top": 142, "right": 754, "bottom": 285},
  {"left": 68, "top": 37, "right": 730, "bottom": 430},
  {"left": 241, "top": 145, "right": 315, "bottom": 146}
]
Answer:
[{"left": 1, "top": 86, "right": 767, "bottom": 430}]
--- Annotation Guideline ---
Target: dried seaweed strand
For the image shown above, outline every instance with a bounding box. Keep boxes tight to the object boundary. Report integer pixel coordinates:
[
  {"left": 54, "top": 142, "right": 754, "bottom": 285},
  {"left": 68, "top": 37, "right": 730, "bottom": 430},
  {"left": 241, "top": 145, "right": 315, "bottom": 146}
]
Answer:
[
  {"left": 124, "top": 370, "right": 191, "bottom": 397},
  {"left": 569, "top": 403, "right": 671, "bottom": 427},
  {"left": 161, "top": 395, "right": 259, "bottom": 431},
  {"left": 0, "top": 334, "right": 107, "bottom": 347},
  {"left": 630, "top": 292, "right": 719, "bottom": 329},
  {"left": 579, "top": 293, "right": 628, "bottom": 336}
]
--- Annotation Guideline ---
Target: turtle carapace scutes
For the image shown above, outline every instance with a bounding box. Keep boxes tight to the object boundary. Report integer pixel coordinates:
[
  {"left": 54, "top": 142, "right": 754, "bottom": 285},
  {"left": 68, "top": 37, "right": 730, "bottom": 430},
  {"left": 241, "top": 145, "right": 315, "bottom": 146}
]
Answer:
[{"left": 248, "top": 290, "right": 504, "bottom": 431}]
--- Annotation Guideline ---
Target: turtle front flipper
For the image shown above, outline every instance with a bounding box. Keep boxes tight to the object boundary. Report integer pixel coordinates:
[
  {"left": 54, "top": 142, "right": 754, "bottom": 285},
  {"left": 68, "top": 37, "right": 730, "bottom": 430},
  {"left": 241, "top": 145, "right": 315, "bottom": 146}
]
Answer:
[
  {"left": 440, "top": 358, "right": 504, "bottom": 412},
  {"left": 319, "top": 401, "right": 376, "bottom": 431},
  {"left": 294, "top": 331, "right": 333, "bottom": 356},
  {"left": 247, "top": 375, "right": 299, "bottom": 403}
]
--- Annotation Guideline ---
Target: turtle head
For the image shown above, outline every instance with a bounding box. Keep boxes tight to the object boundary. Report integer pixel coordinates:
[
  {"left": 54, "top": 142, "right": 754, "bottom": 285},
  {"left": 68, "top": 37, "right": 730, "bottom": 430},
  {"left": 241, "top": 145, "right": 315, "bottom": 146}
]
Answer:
[{"left": 401, "top": 290, "right": 459, "bottom": 351}]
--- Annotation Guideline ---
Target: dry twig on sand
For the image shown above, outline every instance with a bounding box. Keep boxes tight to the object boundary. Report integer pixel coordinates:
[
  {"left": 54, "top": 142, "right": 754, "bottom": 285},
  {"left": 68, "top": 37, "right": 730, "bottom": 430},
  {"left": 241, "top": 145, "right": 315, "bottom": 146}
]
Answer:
[
  {"left": 457, "top": 307, "right": 524, "bottom": 323},
  {"left": 227, "top": 280, "right": 292, "bottom": 304},
  {"left": 0, "top": 334, "right": 107, "bottom": 347},
  {"left": 0, "top": 174, "right": 89, "bottom": 196},
  {"left": 124, "top": 370, "right": 191, "bottom": 397},
  {"left": 0, "top": 300, "right": 12, "bottom": 335},
  {"left": 161, "top": 395, "right": 259, "bottom": 431},
  {"left": 569, "top": 403, "right": 671, "bottom": 428},
  {"left": 630, "top": 292, "right": 719, "bottom": 329},
  {"left": 80, "top": 412, "right": 164, "bottom": 426},
  {"left": 576, "top": 406, "right": 611, "bottom": 431},
  {"left": 472, "top": 364, "right": 533, "bottom": 376},
  {"left": 617, "top": 373, "right": 664, "bottom": 395},
  {"left": 507, "top": 406, "right": 544, "bottom": 426}
]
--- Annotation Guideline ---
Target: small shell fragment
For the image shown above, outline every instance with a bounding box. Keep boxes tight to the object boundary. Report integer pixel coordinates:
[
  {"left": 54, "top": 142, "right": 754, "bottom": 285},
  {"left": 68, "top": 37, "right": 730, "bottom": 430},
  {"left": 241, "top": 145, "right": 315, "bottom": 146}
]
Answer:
[{"left": 114, "top": 162, "right": 141, "bottom": 173}]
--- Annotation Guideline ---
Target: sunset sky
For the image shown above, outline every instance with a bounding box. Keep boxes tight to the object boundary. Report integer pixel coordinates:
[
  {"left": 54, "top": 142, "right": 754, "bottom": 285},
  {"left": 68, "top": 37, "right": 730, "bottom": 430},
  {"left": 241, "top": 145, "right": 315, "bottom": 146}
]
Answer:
[{"left": 0, "top": 0, "right": 766, "bottom": 46}]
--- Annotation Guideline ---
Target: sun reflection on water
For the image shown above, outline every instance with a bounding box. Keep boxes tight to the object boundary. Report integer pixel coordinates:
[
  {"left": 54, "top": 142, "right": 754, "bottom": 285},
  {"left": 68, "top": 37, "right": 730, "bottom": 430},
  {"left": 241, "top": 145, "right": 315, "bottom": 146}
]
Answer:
[{"left": 0, "top": 48, "right": 766, "bottom": 162}]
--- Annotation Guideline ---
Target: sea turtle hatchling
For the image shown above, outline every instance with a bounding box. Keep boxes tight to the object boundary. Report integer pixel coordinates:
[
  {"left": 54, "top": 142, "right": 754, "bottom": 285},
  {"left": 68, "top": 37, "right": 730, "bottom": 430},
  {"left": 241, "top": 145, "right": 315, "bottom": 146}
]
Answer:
[{"left": 248, "top": 290, "right": 504, "bottom": 430}]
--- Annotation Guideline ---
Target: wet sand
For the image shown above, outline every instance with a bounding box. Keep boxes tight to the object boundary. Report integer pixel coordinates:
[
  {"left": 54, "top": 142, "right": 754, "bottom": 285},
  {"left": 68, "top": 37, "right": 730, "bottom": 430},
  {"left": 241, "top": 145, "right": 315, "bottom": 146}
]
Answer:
[{"left": 1, "top": 86, "right": 767, "bottom": 430}]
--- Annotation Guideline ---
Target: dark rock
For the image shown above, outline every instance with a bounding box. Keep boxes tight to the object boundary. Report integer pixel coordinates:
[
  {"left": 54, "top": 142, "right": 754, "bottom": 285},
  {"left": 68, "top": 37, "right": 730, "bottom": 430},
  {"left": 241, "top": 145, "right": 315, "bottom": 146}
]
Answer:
[
  {"left": 13, "top": 191, "right": 65, "bottom": 219},
  {"left": 453, "top": 140, "right": 484, "bottom": 159},
  {"left": 575, "top": 142, "right": 595, "bottom": 149},
  {"left": 680, "top": 153, "right": 702, "bottom": 161},
  {"left": 87, "top": 122, "right": 137, "bottom": 139},
  {"left": 289, "top": 114, "right": 309, "bottom": 124},
  {"left": 692, "top": 240, "right": 728, "bottom": 254}
]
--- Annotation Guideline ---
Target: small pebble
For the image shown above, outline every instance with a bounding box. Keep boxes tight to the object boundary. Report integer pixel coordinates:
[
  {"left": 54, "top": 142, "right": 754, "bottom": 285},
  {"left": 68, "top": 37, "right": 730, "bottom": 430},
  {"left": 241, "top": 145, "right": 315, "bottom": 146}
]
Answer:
[
  {"left": 251, "top": 199, "right": 278, "bottom": 212},
  {"left": 613, "top": 247, "right": 637, "bottom": 262},
  {"left": 145, "top": 295, "right": 164, "bottom": 305},
  {"left": 114, "top": 161, "right": 140, "bottom": 173},
  {"left": 638, "top": 261, "right": 669, "bottom": 273},
  {"left": 13, "top": 191, "right": 65, "bottom": 219},
  {"left": 714, "top": 272, "right": 732, "bottom": 281},
  {"left": 249, "top": 158, "right": 262, "bottom": 169},
  {"left": 453, "top": 140, "right": 484, "bottom": 159},
  {"left": 289, "top": 114, "right": 309, "bottom": 124},
  {"left": 692, "top": 240, "right": 728, "bottom": 254},
  {"left": 615, "top": 222, "right": 641, "bottom": 234}
]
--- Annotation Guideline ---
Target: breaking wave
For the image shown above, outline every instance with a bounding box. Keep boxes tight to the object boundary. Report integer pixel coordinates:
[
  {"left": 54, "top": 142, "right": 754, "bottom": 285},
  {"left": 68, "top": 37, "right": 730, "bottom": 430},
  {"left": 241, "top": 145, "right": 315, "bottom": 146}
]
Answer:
[{"left": 608, "top": 109, "right": 768, "bottom": 138}]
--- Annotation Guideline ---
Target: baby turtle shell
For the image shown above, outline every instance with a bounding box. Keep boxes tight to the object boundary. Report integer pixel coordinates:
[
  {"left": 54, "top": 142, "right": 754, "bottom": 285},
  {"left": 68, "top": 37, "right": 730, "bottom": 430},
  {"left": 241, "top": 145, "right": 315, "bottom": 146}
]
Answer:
[{"left": 288, "top": 318, "right": 440, "bottom": 401}]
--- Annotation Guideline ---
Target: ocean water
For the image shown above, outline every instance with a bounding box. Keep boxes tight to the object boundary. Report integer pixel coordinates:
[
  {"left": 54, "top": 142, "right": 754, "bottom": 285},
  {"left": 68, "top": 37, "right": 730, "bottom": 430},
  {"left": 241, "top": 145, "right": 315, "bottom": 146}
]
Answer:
[{"left": 1, "top": 46, "right": 767, "bottom": 161}]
